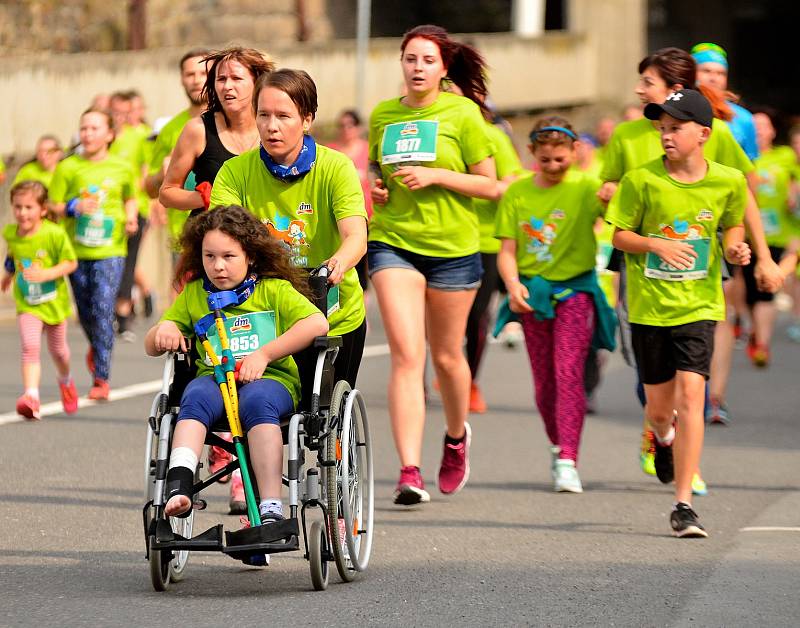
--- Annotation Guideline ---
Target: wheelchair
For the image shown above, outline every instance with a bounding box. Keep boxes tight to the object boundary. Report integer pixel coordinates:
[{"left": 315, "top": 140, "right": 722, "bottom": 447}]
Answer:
[{"left": 142, "top": 269, "right": 374, "bottom": 592}]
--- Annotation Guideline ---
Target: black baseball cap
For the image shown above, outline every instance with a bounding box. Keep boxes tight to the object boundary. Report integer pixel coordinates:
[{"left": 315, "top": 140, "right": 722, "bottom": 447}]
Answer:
[{"left": 644, "top": 89, "right": 713, "bottom": 128}]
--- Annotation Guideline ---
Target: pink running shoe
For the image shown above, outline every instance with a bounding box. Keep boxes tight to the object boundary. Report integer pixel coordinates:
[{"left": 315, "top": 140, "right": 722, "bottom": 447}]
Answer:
[
  {"left": 59, "top": 379, "right": 79, "bottom": 414},
  {"left": 16, "top": 395, "right": 41, "bottom": 421},
  {"left": 438, "top": 422, "right": 471, "bottom": 495},
  {"left": 393, "top": 465, "right": 430, "bottom": 506},
  {"left": 229, "top": 469, "right": 246, "bottom": 515},
  {"left": 208, "top": 433, "right": 233, "bottom": 483}
]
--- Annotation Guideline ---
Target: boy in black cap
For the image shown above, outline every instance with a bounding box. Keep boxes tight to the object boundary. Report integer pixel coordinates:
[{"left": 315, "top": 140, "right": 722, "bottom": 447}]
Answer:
[{"left": 605, "top": 89, "right": 751, "bottom": 537}]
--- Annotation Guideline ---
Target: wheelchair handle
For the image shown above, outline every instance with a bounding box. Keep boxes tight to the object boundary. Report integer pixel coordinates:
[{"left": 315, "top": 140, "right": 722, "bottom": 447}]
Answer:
[{"left": 308, "top": 264, "right": 330, "bottom": 315}]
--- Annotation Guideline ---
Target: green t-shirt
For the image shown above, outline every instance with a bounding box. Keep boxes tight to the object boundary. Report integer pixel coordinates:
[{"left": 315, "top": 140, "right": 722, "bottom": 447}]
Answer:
[
  {"left": 476, "top": 123, "right": 524, "bottom": 254},
  {"left": 49, "top": 154, "right": 135, "bottom": 260},
  {"left": 149, "top": 109, "right": 193, "bottom": 241},
  {"left": 12, "top": 161, "right": 55, "bottom": 189},
  {"left": 210, "top": 145, "right": 367, "bottom": 336},
  {"left": 753, "top": 150, "right": 794, "bottom": 246},
  {"left": 109, "top": 125, "right": 151, "bottom": 219},
  {"left": 368, "top": 92, "right": 494, "bottom": 257},
  {"left": 600, "top": 117, "right": 754, "bottom": 182},
  {"left": 606, "top": 158, "right": 747, "bottom": 326},
  {"left": 3, "top": 220, "right": 76, "bottom": 324},
  {"left": 162, "top": 278, "right": 320, "bottom": 406},
  {"left": 496, "top": 170, "right": 603, "bottom": 280}
]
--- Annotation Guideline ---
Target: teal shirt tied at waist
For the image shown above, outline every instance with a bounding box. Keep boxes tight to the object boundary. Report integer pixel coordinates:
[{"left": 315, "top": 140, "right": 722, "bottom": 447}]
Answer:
[{"left": 493, "top": 270, "right": 617, "bottom": 351}]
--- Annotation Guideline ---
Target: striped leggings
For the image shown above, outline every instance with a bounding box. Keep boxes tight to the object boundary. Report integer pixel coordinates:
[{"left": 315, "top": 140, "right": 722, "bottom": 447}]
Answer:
[
  {"left": 18, "top": 313, "right": 70, "bottom": 366},
  {"left": 520, "top": 292, "right": 595, "bottom": 464},
  {"left": 69, "top": 257, "right": 125, "bottom": 381}
]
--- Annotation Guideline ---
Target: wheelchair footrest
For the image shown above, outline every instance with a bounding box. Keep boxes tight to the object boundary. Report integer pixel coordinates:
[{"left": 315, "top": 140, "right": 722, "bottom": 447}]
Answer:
[
  {"left": 223, "top": 518, "right": 300, "bottom": 558},
  {"left": 151, "top": 519, "right": 224, "bottom": 552}
]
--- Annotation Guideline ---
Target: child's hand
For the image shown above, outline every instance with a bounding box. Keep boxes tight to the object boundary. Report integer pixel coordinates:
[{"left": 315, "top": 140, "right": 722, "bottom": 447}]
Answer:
[
  {"left": 237, "top": 350, "right": 269, "bottom": 384},
  {"left": 507, "top": 280, "right": 533, "bottom": 314},
  {"left": 725, "top": 241, "right": 751, "bottom": 266},
  {"left": 1, "top": 274, "right": 13, "bottom": 292},
  {"left": 651, "top": 238, "right": 697, "bottom": 270},
  {"left": 78, "top": 197, "right": 99, "bottom": 215},
  {"left": 153, "top": 321, "right": 187, "bottom": 353},
  {"left": 125, "top": 216, "right": 139, "bottom": 236},
  {"left": 597, "top": 182, "right": 618, "bottom": 205},
  {"left": 22, "top": 266, "right": 49, "bottom": 283},
  {"left": 371, "top": 179, "right": 389, "bottom": 205}
]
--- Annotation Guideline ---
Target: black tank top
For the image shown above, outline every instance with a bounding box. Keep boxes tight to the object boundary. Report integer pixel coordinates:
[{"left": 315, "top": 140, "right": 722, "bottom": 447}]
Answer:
[{"left": 193, "top": 111, "right": 237, "bottom": 186}]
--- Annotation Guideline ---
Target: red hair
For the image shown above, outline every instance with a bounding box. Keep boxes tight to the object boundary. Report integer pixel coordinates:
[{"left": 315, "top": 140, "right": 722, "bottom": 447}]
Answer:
[{"left": 401, "top": 25, "right": 490, "bottom": 120}]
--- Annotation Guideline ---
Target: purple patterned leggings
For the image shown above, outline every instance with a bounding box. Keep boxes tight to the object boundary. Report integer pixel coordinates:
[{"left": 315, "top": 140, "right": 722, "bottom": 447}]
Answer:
[{"left": 520, "top": 292, "right": 595, "bottom": 464}]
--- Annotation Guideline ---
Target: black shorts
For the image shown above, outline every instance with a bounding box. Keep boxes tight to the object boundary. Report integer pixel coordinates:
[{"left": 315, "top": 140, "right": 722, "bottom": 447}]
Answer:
[
  {"left": 631, "top": 320, "right": 716, "bottom": 385},
  {"left": 742, "top": 246, "right": 784, "bottom": 305}
]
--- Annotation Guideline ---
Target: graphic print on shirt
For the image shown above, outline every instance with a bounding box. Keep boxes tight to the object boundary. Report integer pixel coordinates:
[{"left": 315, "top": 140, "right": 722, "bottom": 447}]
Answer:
[
  {"left": 264, "top": 216, "right": 308, "bottom": 267},
  {"left": 520, "top": 209, "right": 564, "bottom": 262},
  {"left": 75, "top": 181, "right": 115, "bottom": 247},
  {"left": 645, "top": 218, "right": 711, "bottom": 281},
  {"left": 755, "top": 168, "right": 781, "bottom": 235}
]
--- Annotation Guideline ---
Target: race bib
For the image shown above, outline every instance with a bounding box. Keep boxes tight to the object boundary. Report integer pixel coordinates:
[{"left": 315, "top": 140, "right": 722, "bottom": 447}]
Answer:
[
  {"left": 760, "top": 208, "right": 780, "bottom": 236},
  {"left": 380, "top": 120, "right": 438, "bottom": 166},
  {"left": 75, "top": 213, "right": 115, "bottom": 247},
  {"left": 204, "top": 311, "right": 277, "bottom": 365},
  {"left": 16, "top": 260, "right": 57, "bottom": 305},
  {"left": 326, "top": 284, "right": 340, "bottom": 317},
  {"left": 644, "top": 236, "right": 711, "bottom": 281},
  {"left": 596, "top": 242, "right": 614, "bottom": 275}
]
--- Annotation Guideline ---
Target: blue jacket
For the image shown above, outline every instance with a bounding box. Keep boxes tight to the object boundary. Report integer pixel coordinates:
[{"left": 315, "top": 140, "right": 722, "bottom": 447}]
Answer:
[{"left": 493, "top": 270, "right": 617, "bottom": 351}]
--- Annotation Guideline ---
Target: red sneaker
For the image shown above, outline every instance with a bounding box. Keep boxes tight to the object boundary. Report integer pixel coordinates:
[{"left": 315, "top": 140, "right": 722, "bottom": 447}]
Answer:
[
  {"left": 208, "top": 433, "right": 233, "bottom": 483},
  {"left": 88, "top": 378, "right": 110, "bottom": 401},
  {"left": 229, "top": 470, "right": 246, "bottom": 515},
  {"left": 393, "top": 465, "right": 430, "bottom": 505},
  {"left": 750, "top": 343, "right": 770, "bottom": 368},
  {"left": 438, "top": 422, "right": 471, "bottom": 495},
  {"left": 469, "top": 381, "right": 487, "bottom": 414},
  {"left": 16, "top": 395, "right": 41, "bottom": 421},
  {"left": 59, "top": 379, "right": 79, "bottom": 414}
]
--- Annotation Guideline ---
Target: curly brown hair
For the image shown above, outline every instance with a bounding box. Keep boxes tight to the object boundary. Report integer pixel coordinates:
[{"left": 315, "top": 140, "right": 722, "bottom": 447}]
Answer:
[{"left": 174, "top": 205, "right": 312, "bottom": 299}]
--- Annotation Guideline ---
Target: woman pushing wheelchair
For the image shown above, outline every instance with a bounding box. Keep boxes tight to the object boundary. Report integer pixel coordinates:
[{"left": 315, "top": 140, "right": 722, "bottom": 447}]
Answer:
[{"left": 144, "top": 205, "right": 328, "bottom": 524}]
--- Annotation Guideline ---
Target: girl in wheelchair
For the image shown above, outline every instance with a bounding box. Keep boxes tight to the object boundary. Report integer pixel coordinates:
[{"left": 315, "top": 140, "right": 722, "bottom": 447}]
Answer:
[{"left": 144, "top": 204, "right": 328, "bottom": 525}]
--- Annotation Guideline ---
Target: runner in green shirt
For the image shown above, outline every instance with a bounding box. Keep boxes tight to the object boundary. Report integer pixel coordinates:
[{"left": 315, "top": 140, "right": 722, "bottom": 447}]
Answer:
[
  {"left": 145, "top": 205, "right": 328, "bottom": 522},
  {"left": 607, "top": 89, "right": 750, "bottom": 538},
  {"left": 144, "top": 48, "right": 209, "bottom": 244},
  {"left": 11, "top": 135, "right": 63, "bottom": 189},
  {"left": 367, "top": 25, "right": 498, "bottom": 506},
  {"left": 211, "top": 68, "right": 368, "bottom": 391},
  {"left": 496, "top": 117, "right": 609, "bottom": 495},
  {"left": 2, "top": 181, "right": 78, "bottom": 420},
  {"left": 49, "top": 108, "right": 139, "bottom": 401}
]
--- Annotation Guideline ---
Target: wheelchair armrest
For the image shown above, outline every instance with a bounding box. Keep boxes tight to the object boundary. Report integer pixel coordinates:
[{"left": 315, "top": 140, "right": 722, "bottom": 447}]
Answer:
[{"left": 313, "top": 335, "right": 343, "bottom": 350}]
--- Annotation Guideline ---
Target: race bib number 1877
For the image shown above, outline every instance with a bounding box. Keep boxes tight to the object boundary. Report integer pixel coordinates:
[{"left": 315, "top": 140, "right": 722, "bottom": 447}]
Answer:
[{"left": 380, "top": 120, "right": 439, "bottom": 165}]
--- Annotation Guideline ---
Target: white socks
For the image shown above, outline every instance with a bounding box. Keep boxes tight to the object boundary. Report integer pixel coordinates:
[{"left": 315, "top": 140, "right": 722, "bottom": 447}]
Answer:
[
  {"left": 655, "top": 426, "right": 675, "bottom": 446},
  {"left": 259, "top": 498, "right": 283, "bottom": 519}
]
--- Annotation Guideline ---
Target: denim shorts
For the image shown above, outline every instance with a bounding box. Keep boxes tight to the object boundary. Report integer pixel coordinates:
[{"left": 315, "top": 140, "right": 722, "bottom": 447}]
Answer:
[{"left": 367, "top": 241, "right": 482, "bottom": 291}]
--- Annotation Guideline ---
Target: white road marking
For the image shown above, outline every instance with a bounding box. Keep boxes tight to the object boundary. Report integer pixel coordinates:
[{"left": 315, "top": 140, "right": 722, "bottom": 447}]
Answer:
[
  {"left": 739, "top": 526, "right": 800, "bottom": 533},
  {"left": 0, "top": 343, "right": 391, "bottom": 426}
]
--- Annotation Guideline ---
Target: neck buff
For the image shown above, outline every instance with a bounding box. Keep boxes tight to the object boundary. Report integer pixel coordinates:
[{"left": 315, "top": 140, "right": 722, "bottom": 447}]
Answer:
[
  {"left": 203, "top": 272, "right": 259, "bottom": 306},
  {"left": 260, "top": 134, "right": 317, "bottom": 182}
]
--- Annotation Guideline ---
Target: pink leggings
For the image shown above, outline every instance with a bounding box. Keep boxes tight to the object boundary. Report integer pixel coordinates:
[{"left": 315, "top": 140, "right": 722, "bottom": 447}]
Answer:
[
  {"left": 520, "top": 292, "right": 595, "bottom": 464},
  {"left": 18, "top": 313, "right": 70, "bottom": 366}
]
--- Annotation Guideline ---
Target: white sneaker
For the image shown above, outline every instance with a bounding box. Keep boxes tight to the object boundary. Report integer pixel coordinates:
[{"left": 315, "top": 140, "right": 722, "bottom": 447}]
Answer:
[
  {"left": 553, "top": 460, "right": 583, "bottom": 493},
  {"left": 549, "top": 445, "right": 561, "bottom": 480}
]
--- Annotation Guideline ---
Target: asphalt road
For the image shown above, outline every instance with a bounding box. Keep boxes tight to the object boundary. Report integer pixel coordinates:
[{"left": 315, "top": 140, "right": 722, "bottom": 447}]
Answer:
[{"left": 0, "top": 304, "right": 798, "bottom": 627}]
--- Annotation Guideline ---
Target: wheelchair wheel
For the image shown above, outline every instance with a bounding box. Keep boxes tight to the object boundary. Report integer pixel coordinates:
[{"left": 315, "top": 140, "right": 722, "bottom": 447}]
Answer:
[
  {"left": 326, "top": 381, "right": 374, "bottom": 582},
  {"left": 146, "top": 416, "right": 194, "bottom": 591},
  {"left": 308, "top": 520, "right": 329, "bottom": 591}
]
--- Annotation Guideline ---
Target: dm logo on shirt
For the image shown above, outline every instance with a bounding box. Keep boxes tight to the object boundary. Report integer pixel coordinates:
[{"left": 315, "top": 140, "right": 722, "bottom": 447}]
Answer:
[
  {"left": 230, "top": 316, "right": 252, "bottom": 334},
  {"left": 696, "top": 209, "right": 714, "bottom": 222},
  {"left": 297, "top": 202, "right": 314, "bottom": 215},
  {"left": 400, "top": 123, "right": 419, "bottom": 137},
  {"left": 550, "top": 209, "right": 566, "bottom": 220}
]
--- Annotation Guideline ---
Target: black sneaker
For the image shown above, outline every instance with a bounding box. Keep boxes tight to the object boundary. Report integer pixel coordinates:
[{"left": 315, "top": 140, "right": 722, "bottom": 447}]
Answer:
[
  {"left": 653, "top": 438, "right": 674, "bottom": 484},
  {"left": 670, "top": 503, "right": 708, "bottom": 538}
]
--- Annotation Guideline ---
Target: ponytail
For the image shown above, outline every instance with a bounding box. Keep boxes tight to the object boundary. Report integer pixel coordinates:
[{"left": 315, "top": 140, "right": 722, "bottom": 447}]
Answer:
[{"left": 696, "top": 83, "right": 733, "bottom": 122}]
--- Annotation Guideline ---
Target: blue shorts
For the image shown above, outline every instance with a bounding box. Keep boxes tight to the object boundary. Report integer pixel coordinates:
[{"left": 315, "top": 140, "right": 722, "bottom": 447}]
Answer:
[
  {"left": 177, "top": 376, "right": 294, "bottom": 431},
  {"left": 367, "top": 240, "right": 482, "bottom": 291}
]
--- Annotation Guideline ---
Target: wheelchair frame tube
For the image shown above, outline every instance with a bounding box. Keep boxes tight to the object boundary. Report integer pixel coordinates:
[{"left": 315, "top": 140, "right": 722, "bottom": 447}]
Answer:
[
  {"left": 153, "top": 412, "right": 174, "bottom": 507},
  {"left": 288, "top": 413, "right": 302, "bottom": 511}
]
